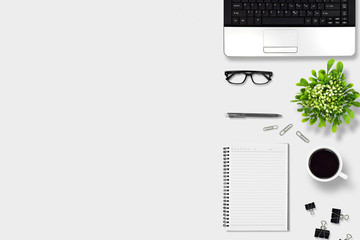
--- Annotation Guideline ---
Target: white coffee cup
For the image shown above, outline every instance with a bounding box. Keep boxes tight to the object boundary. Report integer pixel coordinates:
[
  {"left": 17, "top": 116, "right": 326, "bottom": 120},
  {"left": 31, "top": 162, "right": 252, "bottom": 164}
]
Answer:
[{"left": 307, "top": 146, "right": 348, "bottom": 182}]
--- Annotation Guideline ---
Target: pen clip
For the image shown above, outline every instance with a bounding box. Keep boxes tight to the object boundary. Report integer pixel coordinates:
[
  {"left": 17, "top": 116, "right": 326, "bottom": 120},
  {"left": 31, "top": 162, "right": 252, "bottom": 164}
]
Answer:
[{"left": 226, "top": 113, "right": 244, "bottom": 118}]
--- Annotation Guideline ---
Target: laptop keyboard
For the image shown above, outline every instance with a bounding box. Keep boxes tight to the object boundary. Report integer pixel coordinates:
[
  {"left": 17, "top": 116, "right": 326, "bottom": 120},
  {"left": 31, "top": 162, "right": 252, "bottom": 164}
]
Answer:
[{"left": 231, "top": 0, "right": 350, "bottom": 26}]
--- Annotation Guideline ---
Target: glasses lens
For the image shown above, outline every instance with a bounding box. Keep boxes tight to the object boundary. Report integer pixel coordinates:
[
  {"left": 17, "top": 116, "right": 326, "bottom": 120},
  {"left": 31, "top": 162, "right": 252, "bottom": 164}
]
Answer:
[
  {"left": 251, "top": 73, "right": 270, "bottom": 85},
  {"left": 228, "top": 73, "right": 247, "bottom": 84}
]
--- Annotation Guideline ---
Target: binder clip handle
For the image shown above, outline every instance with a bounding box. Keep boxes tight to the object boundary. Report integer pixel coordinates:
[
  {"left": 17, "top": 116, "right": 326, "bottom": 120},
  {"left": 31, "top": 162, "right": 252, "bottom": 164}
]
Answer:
[
  {"left": 321, "top": 220, "right": 327, "bottom": 230},
  {"left": 343, "top": 234, "right": 352, "bottom": 240}
]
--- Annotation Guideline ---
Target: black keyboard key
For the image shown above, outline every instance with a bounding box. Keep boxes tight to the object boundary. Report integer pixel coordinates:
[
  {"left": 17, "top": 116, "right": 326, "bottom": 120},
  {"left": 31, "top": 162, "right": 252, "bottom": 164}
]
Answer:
[
  {"left": 258, "top": 3, "right": 265, "bottom": 9},
  {"left": 232, "top": 3, "right": 243, "bottom": 9},
  {"left": 255, "top": 10, "right": 262, "bottom": 16},
  {"left": 325, "top": 3, "right": 340, "bottom": 9},
  {"left": 247, "top": 10, "right": 255, "bottom": 16},
  {"left": 284, "top": 10, "right": 291, "bottom": 16},
  {"left": 262, "top": 17, "right": 305, "bottom": 24},
  {"left": 247, "top": 17, "right": 255, "bottom": 24},
  {"left": 239, "top": 18, "right": 247, "bottom": 25},
  {"left": 232, "top": 17, "right": 240, "bottom": 24},
  {"left": 255, "top": 17, "right": 262, "bottom": 24},
  {"left": 292, "top": 10, "right": 299, "bottom": 16},
  {"left": 322, "top": 10, "right": 340, "bottom": 16}
]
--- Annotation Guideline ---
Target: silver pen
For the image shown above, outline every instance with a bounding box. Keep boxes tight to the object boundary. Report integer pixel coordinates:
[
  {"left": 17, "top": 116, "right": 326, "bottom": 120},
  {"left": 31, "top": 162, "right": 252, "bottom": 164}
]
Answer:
[{"left": 226, "top": 113, "right": 283, "bottom": 118}]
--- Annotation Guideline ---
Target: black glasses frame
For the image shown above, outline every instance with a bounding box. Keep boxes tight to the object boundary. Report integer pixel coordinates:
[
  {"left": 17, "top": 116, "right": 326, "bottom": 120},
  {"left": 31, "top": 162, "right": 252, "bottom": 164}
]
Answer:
[{"left": 225, "top": 70, "right": 273, "bottom": 85}]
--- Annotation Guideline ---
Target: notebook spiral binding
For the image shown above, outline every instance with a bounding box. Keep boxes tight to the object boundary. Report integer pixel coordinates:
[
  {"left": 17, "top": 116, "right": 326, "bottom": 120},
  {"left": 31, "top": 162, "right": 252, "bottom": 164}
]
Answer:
[{"left": 223, "top": 147, "right": 230, "bottom": 228}]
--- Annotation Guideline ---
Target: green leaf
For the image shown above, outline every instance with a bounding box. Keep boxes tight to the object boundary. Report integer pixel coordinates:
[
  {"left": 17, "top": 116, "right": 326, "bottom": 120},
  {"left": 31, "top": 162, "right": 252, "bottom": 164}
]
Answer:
[
  {"left": 312, "top": 70, "right": 317, "bottom": 77},
  {"left": 291, "top": 100, "right": 299, "bottom": 102},
  {"left": 346, "top": 109, "right": 355, "bottom": 119},
  {"left": 346, "top": 83, "right": 354, "bottom": 89},
  {"left": 333, "top": 117, "right": 338, "bottom": 125},
  {"left": 327, "top": 59, "right": 335, "bottom": 73},
  {"left": 352, "top": 102, "right": 360, "bottom": 107},
  {"left": 297, "top": 108, "right": 304, "bottom": 112},
  {"left": 310, "top": 117, "right": 317, "bottom": 125},
  {"left": 302, "top": 118, "right": 310, "bottom": 122},
  {"left": 309, "top": 77, "right": 317, "bottom": 82},
  {"left": 341, "top": 73, "right": 346, "bottom": 80},
  {"left": 302, "top": 113, "right": 309, "bottom": 117},
  {"left": 297, "top": 78, "right": 309, "bottom": 87},
  {"left": 336, "top": 61, "right": 343, "bottom": 73},
  {"left": 318, "top": 117, "right": 326, "bottom": 128},
  {"left": 304, "top": 108, "right": 311, "bottom": 113},
  {"left": 343, "top": 114, "right": 351, "bottom": 124},
  {"left": 332, "top": 122, "right": 337, "bottom": 133}
]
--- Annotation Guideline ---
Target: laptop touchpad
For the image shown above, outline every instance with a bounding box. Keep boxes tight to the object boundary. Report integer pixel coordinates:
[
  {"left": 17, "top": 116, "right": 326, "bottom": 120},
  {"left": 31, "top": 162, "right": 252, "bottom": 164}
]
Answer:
[{"left": 263, "top": 30, "right": 298, "bottom": 53}]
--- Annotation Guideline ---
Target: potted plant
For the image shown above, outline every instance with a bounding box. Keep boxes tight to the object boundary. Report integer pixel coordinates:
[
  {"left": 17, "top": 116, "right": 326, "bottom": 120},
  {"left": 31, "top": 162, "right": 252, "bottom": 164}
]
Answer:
[{"left": 292, "top": 59, "right": 360, "bottom": 133}]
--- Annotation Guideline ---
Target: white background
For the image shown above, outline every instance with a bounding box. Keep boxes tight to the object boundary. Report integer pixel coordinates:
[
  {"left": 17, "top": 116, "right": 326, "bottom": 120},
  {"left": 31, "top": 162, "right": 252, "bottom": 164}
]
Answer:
[{"left": 0, "top": 1, "right": 359, "bottom": 239}]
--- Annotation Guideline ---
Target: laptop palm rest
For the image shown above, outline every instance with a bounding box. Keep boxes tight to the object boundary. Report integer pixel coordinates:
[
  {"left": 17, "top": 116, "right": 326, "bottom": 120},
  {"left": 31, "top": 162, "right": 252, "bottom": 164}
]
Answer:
[{"left": 263, "top": 30, "right": 298, "bottom": 53}]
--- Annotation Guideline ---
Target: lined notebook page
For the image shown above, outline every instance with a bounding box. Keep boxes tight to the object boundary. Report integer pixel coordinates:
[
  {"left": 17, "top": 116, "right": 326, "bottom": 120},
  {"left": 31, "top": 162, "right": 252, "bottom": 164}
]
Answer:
[{"left": 225, "top": 144, "right": 288, "bottom": 231}]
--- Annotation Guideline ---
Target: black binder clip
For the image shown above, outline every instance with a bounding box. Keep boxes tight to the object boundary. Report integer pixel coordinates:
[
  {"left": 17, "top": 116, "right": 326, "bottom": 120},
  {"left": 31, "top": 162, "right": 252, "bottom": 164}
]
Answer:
[
  {"left": 340, "top": 234, "right": 352, "bottom": 240},
  {"left": 331, "top": 208, "right": 349, "bottom": 224},
  {"left": 305, "top": 202, "right": 316, "bottom": 215},
  {"left": 314, "top": 220, "right": 330, "bottom": 239}
]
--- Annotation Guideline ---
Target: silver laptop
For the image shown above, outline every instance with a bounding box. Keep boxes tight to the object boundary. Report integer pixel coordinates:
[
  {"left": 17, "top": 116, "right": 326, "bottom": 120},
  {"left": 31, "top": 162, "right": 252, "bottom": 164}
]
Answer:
[{"left": 224, "top": 0, "right": 356, "bottom": 57}]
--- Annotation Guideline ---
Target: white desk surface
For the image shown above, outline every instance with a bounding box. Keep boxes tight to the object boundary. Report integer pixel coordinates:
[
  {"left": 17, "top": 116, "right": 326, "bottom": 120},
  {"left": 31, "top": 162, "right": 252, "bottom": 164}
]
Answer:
[{"left": 1, "top": 1, "right": 359, "bottom": 239}]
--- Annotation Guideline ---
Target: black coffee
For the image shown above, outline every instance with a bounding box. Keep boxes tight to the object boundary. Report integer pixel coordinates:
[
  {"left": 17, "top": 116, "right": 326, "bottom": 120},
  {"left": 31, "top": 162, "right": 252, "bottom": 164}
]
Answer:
[{"left": 309, "top": 149, "right": 340, "bottom": 179}]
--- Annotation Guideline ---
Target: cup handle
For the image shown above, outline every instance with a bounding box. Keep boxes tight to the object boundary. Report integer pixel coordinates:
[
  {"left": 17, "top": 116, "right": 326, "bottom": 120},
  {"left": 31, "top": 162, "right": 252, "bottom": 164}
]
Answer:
[{"left": 339, "top": 172, "right": 348, "bottom": 180}]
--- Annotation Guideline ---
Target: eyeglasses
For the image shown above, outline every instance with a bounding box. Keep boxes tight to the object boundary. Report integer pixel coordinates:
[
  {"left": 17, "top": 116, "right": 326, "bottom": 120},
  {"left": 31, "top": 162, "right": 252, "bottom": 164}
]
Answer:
[{"left": 225, "top": 70, "right": 273, "bottom": 85}]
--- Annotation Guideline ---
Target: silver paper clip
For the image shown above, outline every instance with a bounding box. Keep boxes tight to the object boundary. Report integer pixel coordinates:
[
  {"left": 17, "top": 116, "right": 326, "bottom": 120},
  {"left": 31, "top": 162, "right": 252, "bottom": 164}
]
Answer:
[
  {"left": 296, "top": 131, "right": 310, "bottom": 143},
  {"left": 279, "top": 124, "right": 293, "bottom": 136},
  {"left": 263, "top": 125, "right": 278, "bottom": 131}
]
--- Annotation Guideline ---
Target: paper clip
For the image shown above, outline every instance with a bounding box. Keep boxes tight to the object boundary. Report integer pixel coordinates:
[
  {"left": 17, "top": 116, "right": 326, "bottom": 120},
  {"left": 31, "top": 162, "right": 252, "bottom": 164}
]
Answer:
[
  {"left": 305, "top": 202, "right": 316, "bottom": 215},
  {"left": 279, "top": 124, "right": 293, "bottom": 136},
  {"left": 296, "top": 131, "right": 310, "bottom": 143},
  {"left": 263, "top": 125, "right": 278, "bottom": 131},
  {"left": 331, "top": 208, "right": 349, "bottom": 224},
  {"left": 314, "top": 220, "right": 330, "bottom": 239},
  {"left": 341, "top": 234, "right": 352, "bottom": 240}
]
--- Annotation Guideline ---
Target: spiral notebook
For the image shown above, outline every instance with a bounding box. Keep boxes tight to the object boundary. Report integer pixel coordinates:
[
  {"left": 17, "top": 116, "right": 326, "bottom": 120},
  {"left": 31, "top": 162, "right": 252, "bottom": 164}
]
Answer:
[{"left": 223, "top": 143, "right": 289, "bottom": 231}]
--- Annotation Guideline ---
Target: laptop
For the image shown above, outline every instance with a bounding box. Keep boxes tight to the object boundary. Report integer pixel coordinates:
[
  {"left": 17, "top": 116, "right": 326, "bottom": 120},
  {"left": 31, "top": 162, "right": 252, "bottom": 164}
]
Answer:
[{"left": 224, "top": 0, "right": 356, "bottom": 57}]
